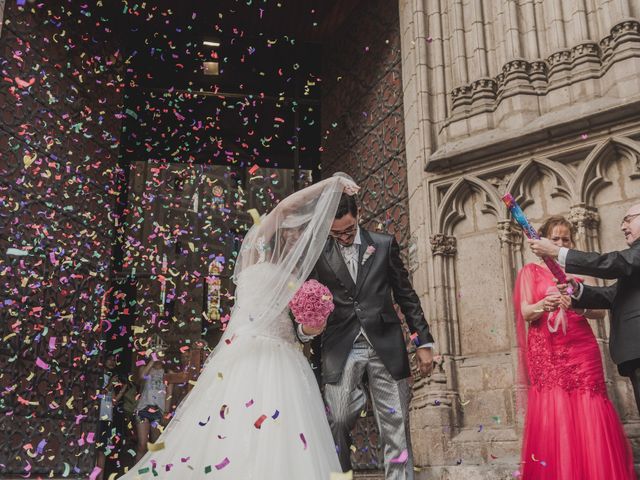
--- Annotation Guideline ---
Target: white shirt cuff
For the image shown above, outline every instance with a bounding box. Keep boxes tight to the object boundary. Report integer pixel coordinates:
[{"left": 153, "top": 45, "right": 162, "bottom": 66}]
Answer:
[
  {"left": 570, "top": 282, "right": 584, "bottom": 301},
  {"left": 558, "top": 247, "right": 569, "bottom": 267},
  {"left": 418, "top": 343, "right": 434, "bottom": 349},
  {"left": 297, "top": 323, "right": 316, "bottom": 343}
]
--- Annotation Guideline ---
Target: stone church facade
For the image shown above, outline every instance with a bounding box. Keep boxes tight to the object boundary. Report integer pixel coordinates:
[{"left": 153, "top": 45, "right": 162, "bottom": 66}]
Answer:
[
  {"left": 398, "top": 0, "right": 640, "bottom": 477},
  {"left": 2, "top": 0, "right": 640, "bottom": 478}
]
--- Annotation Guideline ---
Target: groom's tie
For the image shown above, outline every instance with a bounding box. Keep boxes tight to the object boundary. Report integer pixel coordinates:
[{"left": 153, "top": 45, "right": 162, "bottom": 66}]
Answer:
[{"left": 342, "top": 244, "right": 358, "bottom": 282}]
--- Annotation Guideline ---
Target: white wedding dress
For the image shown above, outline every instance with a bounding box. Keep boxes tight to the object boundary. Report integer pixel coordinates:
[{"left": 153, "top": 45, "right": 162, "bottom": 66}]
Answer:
[{"left": 119, "top": 263, "right": 341, "bottom": 480}]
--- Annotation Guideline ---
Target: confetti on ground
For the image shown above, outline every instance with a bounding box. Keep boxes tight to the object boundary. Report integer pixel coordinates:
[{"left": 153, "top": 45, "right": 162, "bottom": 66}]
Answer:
[
  {"left": 390, "top": 449, "right": 409, "bottom": 464},
  {"left": 300, "top": 433, "right": 307, "bottom": 450},
  {"left": 254, "top": 414, "right": 268, "bottom": 429},
  {"left": 147, "top": 441, "right": 165, "bottom": 452},
  {"left": 215, "top": 457, "right": 230, "bottom": 470},
  {"left": 330, "top": 471, "right": 354, "bottom": 480}
]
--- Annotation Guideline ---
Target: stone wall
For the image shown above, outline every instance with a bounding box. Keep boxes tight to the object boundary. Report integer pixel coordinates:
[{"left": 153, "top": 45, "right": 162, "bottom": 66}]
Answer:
[{"left": 400, "top": 0, "right": 640, "bottom": 477}]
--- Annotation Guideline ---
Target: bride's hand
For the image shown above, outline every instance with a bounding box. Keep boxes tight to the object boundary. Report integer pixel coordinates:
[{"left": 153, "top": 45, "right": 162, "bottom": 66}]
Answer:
[{"left": 340, "top": 178, "right": 360, "bottom": 196}]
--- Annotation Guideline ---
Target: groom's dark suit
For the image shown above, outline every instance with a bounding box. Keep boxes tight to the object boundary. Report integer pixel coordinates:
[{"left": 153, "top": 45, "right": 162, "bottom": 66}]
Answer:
[
  {"left": 566, "top": 238, "right": 640, "bottom": 411},
  {"left": 309, "top": 228, "right": 434, "bottom": 479},
  {"left": 313, "top": 229, "right": 434, "bottom": 384}
]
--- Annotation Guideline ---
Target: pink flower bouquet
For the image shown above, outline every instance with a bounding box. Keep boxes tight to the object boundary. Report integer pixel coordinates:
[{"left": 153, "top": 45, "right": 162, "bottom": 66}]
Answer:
[{"left": 289, "top": 279, "right": 335, "bottom": 329}]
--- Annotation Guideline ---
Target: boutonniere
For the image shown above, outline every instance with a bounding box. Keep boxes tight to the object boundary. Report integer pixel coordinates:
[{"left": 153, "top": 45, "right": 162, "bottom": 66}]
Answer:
[{"left": 361, "top": 245, "right": 376, "bottom": 265}]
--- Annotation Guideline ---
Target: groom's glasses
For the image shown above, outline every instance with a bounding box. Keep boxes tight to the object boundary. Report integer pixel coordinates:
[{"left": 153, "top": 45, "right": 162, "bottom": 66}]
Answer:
[
  {"left": 329, "top": 225, "right": 357, "bottom": 240},
  {"left": 621, "top": 213, "right": 640, "bottom": 227}
]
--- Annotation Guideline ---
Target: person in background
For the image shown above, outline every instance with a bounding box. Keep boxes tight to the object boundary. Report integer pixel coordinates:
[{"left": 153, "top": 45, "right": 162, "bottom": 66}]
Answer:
[
  {"left": 95, "top": 354, "right": 128, "bottom": 480},
  {"left": 516, "top": 215, "right": 635, "bottom": 479},
  {"left": 529, "top": 203, "right": 640, "bottom": 413},
  {"left": 133, "top": 337, "right": 173, "bottom": 462}
]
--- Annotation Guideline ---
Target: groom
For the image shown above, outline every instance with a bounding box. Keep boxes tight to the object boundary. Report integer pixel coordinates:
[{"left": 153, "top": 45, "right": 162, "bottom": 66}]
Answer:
[{"left": 299, "top": 176, "right": 435, "bottom": 480}]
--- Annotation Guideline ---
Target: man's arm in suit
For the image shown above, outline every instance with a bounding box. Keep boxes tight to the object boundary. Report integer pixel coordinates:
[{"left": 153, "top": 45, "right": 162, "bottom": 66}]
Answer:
[
  {"left": 388, "top": 237, "right": 435, "bottom": 345},
  {"left": 565, "top": 242, "right": 640, "bottom": 279},
  {"left": 573, "top": 283, "right": 617, "bottom": 310}
]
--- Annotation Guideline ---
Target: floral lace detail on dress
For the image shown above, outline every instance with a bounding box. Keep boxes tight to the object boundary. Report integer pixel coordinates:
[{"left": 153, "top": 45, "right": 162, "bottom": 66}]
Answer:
[{"left": 527, "top": 324, "right": 606, "bottom": 395}]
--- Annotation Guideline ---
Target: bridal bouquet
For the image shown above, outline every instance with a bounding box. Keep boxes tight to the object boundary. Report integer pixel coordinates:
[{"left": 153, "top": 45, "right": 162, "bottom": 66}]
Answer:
[{"left": 289, "top": 280, "right": 335, "bottom": 328}]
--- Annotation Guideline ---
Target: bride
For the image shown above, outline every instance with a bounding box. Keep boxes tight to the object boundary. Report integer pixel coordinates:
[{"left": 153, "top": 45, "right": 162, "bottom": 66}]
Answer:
[{"left": 119, "top": 175, "right": 359, "bottom": 479}]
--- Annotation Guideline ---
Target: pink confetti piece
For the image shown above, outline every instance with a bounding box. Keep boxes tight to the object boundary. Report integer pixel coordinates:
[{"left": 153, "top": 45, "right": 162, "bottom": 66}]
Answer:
[
  {"left": 299, "top": 433, "right": 307, "bottom": 450},
  {"left": 48, "top": 337, "right": 56, "bottom": 351},
  {"left": 390, "top": 449, "right": 409, "bottom": 464},
  {"left": 219, "top": 405, "right": 228, "bottom": 419},
  {"left": 35, "top": 357, "right": 50, "bottom": 370},
  {"left": 89, "top": 466, "right": 102, "bottom": 480},
  {"left": 86, "top": 432, "right": 95, "bottom": 444},
  {"left": 215, "top": 457, "right": 230, "bottom": 470},
  {"left": 245, "top": 399, "right": 254, "bottom": 408}
]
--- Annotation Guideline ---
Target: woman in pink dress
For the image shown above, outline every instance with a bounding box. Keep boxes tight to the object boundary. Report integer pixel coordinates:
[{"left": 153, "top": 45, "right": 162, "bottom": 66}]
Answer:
[{"left": 515, "top": 215, "right": 636, "bottom": 479}]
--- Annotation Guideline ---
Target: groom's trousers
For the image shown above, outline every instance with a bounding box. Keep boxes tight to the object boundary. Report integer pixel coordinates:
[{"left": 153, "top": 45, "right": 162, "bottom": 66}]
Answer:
[{"left": 324, "top": 337, "right": 414, "bottom": 480}]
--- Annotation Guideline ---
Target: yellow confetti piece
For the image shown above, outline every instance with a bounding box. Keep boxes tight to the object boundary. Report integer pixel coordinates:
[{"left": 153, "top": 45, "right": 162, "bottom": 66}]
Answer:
[
  {"left": 247, "top": 208, "right": 261, "bottom": 225},
  {"left": 23, "top": 153, "right": 37, "bottom": 168},
  {"left": 3, "top": 333, "right": 16, "bottom": 341},
  {"left": 217, "top": 372, "right": 224, "bottom": 380},
  {"left": 66, "top": 396, "right": 74, "bottom": 409},
  {"left": 147, "top": 441, "right": 165, "bottom": 452},
  {"left": 26, "top": 372, "right": 34, "bottom": 381},
  {"left": 330, "top": 471, "right": 353, "bottom": 480},
  {"left": 350, "top": 445, "right": 357, "bottom": 452}
]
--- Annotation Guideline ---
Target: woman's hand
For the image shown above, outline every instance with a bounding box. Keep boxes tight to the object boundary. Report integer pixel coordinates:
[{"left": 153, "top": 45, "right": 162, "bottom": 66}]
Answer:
[
  {"left": 301, "top": 322, "right": 326, "bottom": 336},
  {"left": 558, "top": 295, "right": 572, "bottom": 311},
  {"left": 541, "top": 293, "right": 562, "bottom": 312}
]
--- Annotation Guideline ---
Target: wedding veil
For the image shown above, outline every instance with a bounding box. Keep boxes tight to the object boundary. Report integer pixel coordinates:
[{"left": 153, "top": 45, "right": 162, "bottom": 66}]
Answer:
[{"left": 223, "top": 176, "right": 345, "bottom": 336}]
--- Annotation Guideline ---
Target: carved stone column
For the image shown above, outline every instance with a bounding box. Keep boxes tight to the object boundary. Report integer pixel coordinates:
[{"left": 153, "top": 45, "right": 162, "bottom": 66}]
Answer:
[
  {"left": 567, "top": 204, "right": 612, "bottom": 367},
  {"left": 497, "top": 220, "right": 525, "bottom": 430},
  {"left": 568, "top": 204, "right": 600, "bottom": 251},
  {"left": 410, "top": 234, "right": 459, "bottom": 467}
]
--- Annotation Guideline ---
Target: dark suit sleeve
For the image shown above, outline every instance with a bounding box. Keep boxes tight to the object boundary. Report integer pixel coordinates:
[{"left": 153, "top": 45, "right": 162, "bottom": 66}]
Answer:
[
  {"left": 388, "top": 237, "right": 435, "bottom": 345},
  {"left": 573, "top": 283, "right": 617, "bottom": 309},
  {"left": 565, "top": 243, "right": 640, "bottom": 279}
]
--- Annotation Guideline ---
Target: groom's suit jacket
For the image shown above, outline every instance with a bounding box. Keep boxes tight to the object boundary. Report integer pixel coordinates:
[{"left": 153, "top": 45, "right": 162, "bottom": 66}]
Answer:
[
  {"left": 567, "top": 238, "right": 640, "bottom": 368},
  {"left": 310, "top": 229, "right": 434, "bottom": 384}
]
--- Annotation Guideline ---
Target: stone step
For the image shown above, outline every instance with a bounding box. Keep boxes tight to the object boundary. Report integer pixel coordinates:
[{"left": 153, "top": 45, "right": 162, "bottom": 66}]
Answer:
[{"left": 353, "top": 471, "right": 385, "bottom": 480}]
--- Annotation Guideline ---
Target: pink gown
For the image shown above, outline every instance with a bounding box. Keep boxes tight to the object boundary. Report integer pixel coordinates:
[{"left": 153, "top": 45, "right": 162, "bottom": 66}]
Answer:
[{"left": 515, "top": 263, "right": 636, "bottom": 480}]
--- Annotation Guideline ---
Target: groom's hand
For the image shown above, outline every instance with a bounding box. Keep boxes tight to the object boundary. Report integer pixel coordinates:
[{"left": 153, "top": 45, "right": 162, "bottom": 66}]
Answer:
[{"left": 416, "top": 348, "right": 434, "bottom": 377}]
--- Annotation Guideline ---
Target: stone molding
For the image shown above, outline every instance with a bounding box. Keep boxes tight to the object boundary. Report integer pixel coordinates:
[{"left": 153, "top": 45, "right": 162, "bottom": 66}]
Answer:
[{"left": 447, "top": 20, "right": 640, "bottom": 122}]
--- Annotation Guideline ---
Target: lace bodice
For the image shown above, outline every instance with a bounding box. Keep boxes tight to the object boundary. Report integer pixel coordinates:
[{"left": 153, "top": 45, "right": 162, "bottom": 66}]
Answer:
[
  {"left": 523, "top": 264, "right": 607, "bottom": 395},
  {"left": 230, "top": 263, "right": 298, "bottom": 345}
]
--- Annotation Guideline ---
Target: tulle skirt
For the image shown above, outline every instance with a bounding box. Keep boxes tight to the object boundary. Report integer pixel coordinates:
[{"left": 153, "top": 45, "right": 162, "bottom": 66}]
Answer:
[
  {"left": 521, "top": 386, "right": 636, "bottom": 479},
  {"left": 119, "top": 334, "right": 341, "bottom": 479}
]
